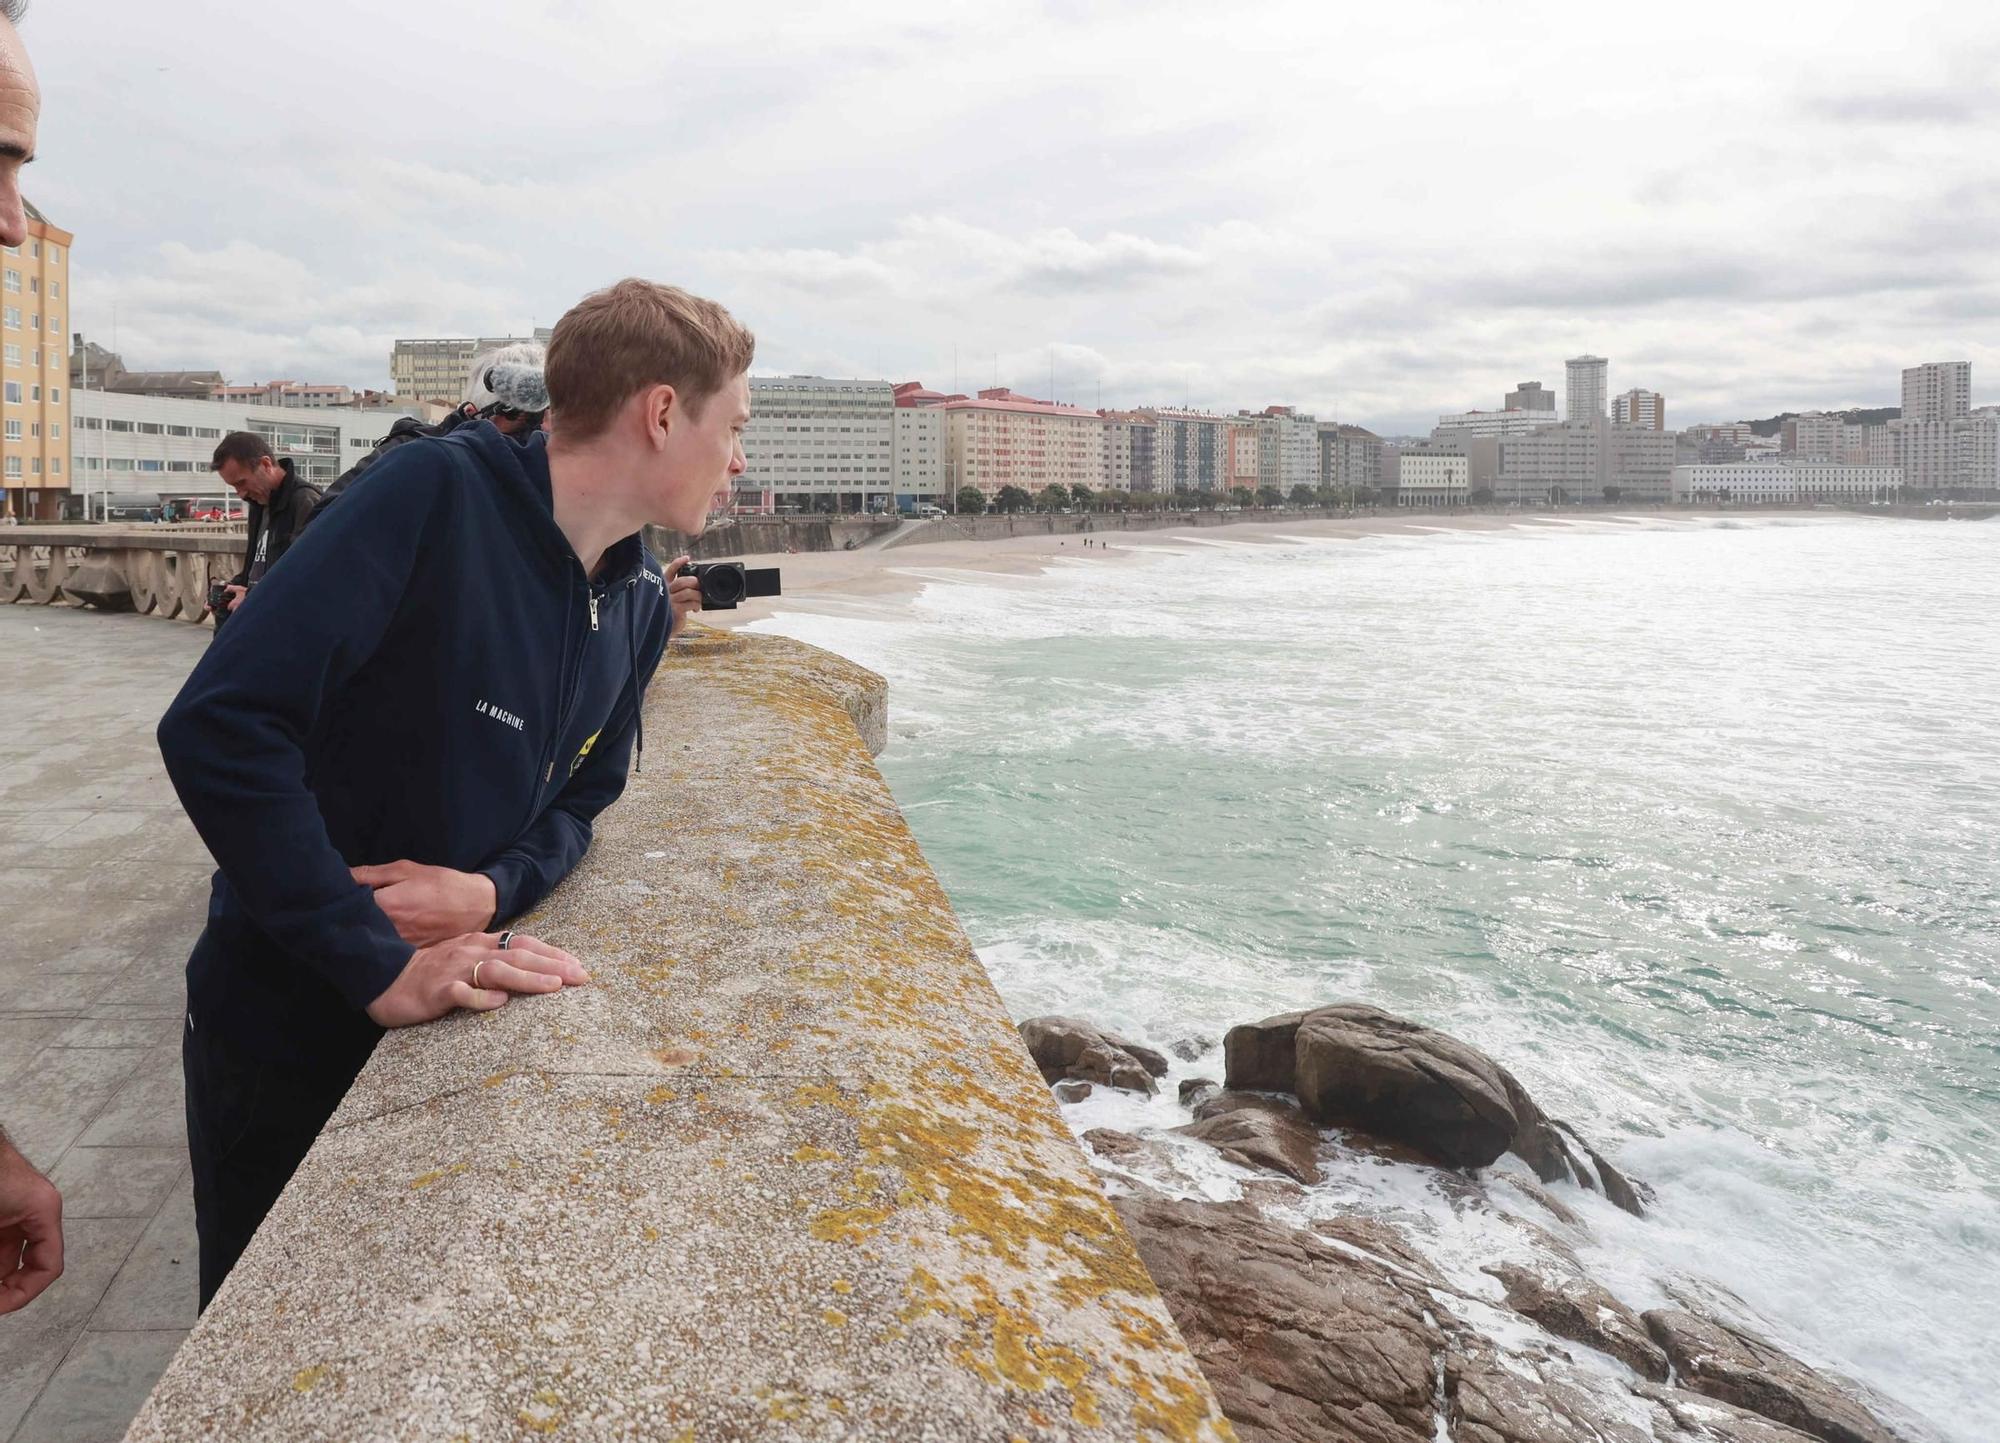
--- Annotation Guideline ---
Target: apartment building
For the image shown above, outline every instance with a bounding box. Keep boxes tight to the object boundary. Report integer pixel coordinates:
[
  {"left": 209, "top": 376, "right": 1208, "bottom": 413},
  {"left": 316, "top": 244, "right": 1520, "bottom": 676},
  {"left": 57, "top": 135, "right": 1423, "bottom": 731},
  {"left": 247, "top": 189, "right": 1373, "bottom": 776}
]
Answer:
[
  {"left": 738, "top": 375, "right": 896, "bottom": 512},
  {"left": 1565, "top": 355, "right": 1609, "bottom": 421},
  {"left": 68, "top": 390, "right": 422, "bottom": 515},
  {"left": 1434, "top": 408, "right": 1555, "bottom": 440},
  {"left": 1099, "top": 410, "right": 1157, "bottom": 493},
  {"left": 1, "top": 201, "right": 73, "bottom": 520},
  {"left": 944, "top": 388, "right": 1104, "bottom": 502},
  {"left": 1612, "top": 389, "right": 1665, "bottom": 429},
  {"left": 1318, "top": 423, "right": 1382, "bottom": 494},
  {"left": 1150, "top": 408, "right": 1233, "bottom": 494},
  {"left": 211, "top": 381, "right": 355, "bottom": 408},
  {"left": 1671, "top": 460, "right": 1902, "bottom": 503},
  {"left": 893, "top": 403, "right": 946, "bottom": 503}
]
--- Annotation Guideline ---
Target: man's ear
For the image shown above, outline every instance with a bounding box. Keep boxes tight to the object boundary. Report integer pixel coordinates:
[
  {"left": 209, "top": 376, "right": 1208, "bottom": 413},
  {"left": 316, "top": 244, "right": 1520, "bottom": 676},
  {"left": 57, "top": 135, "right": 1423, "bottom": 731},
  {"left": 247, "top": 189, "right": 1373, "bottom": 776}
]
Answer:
[{"left": 646, "top": 383, "right": 679, "bottom": 447}]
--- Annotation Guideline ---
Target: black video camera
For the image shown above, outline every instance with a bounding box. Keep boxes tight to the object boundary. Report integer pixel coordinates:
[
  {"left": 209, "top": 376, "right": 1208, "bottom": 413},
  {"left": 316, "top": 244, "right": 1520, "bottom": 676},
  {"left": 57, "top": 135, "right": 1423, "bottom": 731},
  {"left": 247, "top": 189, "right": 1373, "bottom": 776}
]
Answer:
[
  {"left": 686, "top": 561, "right": 781, "bottom": 611},
  {"left": 206, "top": 582, "right": 230, "bottom": 614}
]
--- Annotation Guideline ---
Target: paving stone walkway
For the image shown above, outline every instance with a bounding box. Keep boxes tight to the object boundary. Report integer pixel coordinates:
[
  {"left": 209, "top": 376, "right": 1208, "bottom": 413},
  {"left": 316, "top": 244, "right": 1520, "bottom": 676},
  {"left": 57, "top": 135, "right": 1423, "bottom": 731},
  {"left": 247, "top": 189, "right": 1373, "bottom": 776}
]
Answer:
[{"left": 0, "top": 605, "right": 213, "bottom": 1443}]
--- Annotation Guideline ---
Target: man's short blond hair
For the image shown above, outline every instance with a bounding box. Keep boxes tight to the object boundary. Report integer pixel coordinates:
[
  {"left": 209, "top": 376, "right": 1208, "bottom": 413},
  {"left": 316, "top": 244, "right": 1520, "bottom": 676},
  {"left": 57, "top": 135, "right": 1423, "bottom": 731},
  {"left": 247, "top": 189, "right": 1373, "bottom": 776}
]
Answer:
[{"left": 546, "top": 279, "right": 755, "bottom": 442}]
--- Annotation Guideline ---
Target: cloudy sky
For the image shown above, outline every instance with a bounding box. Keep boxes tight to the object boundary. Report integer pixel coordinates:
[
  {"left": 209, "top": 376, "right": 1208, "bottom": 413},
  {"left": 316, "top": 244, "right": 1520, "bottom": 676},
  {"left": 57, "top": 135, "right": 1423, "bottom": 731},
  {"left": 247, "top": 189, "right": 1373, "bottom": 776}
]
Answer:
[{"left": 25, "top": 0, "right": 2000, "bottom": 432}]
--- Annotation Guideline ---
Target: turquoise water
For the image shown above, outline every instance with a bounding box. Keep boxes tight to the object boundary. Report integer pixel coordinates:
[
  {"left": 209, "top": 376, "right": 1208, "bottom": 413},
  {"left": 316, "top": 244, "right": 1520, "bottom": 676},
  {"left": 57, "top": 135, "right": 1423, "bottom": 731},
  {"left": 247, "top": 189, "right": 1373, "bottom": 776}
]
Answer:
[{"left": 750, "top": 515, "right": 1999, "bottom": 1440}]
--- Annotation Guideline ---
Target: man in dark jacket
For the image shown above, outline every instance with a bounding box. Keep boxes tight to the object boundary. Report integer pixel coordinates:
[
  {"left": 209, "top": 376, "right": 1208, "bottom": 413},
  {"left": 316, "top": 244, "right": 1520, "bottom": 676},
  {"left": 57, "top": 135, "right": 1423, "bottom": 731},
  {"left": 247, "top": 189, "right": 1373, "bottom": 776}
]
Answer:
[
  {"left": 209, "top": 433, "right": 322, "bottom": 625},
  {"left": 157, "top": 278, "right": 753, "bottom": 1307}
]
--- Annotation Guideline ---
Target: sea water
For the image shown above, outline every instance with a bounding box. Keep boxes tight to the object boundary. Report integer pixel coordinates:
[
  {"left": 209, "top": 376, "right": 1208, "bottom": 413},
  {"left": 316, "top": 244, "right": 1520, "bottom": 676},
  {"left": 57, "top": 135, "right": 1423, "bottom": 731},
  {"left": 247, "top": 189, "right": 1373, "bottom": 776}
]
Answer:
[{"left": 748, "top": 514, "right": 1999, "bottom": 1441}]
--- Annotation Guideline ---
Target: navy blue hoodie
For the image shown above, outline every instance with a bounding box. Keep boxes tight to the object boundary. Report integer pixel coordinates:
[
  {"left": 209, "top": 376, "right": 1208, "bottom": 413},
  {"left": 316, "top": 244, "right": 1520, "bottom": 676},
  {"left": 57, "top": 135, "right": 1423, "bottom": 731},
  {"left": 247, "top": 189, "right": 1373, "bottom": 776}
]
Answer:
[{"left": 158, "top": 423, "right": 670, "bottom": 1066}]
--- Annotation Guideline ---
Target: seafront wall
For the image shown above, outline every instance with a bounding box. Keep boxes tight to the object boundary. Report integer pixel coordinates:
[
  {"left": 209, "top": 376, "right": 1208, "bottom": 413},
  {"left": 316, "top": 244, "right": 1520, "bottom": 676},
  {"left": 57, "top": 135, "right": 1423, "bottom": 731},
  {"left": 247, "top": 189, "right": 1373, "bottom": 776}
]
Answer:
[{"left": 120, "top": 624, "right": 1231, "bottom": 1442}]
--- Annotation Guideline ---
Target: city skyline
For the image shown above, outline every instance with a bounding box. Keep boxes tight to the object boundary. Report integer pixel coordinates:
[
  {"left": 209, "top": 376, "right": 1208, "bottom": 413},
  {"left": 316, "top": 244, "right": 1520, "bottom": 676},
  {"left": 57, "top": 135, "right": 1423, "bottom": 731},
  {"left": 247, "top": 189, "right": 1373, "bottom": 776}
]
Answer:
[{"left": 24, "top": 1, "right": 2000, "bottom": 434}]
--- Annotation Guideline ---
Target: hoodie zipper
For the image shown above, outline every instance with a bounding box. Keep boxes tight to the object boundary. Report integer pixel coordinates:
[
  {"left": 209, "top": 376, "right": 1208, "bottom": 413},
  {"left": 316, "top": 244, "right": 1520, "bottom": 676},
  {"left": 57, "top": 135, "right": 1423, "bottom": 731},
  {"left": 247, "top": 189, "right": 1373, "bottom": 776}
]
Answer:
[{"left": 527, "top": 569, "right": 601, "bottom": 806}]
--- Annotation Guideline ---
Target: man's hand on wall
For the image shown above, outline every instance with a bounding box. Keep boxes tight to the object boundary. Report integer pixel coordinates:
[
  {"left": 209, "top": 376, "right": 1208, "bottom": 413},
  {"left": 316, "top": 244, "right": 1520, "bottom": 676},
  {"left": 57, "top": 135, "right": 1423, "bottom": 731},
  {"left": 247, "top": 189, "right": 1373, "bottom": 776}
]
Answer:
[
  {"left": 364, "top": 931, "right": 590, "bottom": 1028},
  {"left": 666, "top": 555, "right": 701, "bottom": 629},
  {"left": 0, "top": 1131, "right": 64, "bottom": 1315},
  {"left": 353, "top": 861, "right": 499, "bottom": 945}
]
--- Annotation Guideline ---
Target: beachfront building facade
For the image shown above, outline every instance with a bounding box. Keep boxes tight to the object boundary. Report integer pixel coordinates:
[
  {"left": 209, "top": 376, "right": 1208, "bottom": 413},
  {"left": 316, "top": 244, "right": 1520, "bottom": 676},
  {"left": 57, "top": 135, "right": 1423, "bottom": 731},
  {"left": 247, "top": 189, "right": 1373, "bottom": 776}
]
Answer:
[
  {"left": 737, "top": 375, "right": 896, "bottom": 513},
  {"left": 1670, "top": 460, "right": 1903, "bottom": 504},
  {"left": 893, "top": 403, "right": 945, "bottom": 504},
  {"left": 1498, "top": 421, "right": 1677, "bottom": 503},
  {"left": 1241, "top": 406, "right": 1321, "bottom": 493},
  {"left": 1319, "top": 423, "right": 1383, "bottom": 495},
  {"left": 67, "top": 389, "right": 424, "bottom": 516},
  {"left": 943, "top": 388, "right": 1104, "bottom": 504},
  {"left": 1227, "top": 425, "right": 1260, "bottom": 489},
  {"left": 1150, "top": 408, "right": 1233, "bottom": 494},
  {"left": 2, "top": 202, "right": 73, "bottom": 520},
  {"left": 1396, "top": 452, "right": 1470, "bottom": 506},
  {"left": 1100, "top": 410, "right": 1157, "bottom": 493}
]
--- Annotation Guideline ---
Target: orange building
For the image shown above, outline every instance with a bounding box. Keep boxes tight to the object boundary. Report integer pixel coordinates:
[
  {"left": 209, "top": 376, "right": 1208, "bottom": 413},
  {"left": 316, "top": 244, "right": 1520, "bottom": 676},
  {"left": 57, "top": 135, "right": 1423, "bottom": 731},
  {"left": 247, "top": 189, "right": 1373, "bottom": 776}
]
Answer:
[{"left": 2, "top": 200, "right": 72, "bottom": 520}]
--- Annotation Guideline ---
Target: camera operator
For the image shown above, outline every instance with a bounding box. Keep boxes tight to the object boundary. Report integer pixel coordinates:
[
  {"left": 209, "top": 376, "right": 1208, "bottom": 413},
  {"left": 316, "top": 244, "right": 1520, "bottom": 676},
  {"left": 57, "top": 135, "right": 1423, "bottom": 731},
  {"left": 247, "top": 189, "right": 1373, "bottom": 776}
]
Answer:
[
  {"left": 157, "top": 279, "right": 754, "bottom": 1307},
  {"left": 208, "top": 433, "right": 322, "bottom": 626},
  {"left": 314, "top": 342, "right": 551, "bottom": 517}
]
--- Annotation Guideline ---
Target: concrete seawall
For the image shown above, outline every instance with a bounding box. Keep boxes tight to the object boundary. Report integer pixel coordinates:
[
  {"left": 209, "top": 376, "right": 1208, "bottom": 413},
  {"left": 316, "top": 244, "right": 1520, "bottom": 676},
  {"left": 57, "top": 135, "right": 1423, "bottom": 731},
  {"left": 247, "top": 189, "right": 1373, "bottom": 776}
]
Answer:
[{"left": 121, "top": 626, "right": 1231, "bottom": 1442}]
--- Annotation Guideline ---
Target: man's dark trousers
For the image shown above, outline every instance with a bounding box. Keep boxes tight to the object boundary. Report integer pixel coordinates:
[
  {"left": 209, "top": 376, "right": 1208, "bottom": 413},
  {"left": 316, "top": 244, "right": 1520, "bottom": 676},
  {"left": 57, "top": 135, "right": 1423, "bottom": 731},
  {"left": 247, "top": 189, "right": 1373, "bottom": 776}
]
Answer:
[{"left": 181, "top": 987, "right": 363, "bottom": 1310}]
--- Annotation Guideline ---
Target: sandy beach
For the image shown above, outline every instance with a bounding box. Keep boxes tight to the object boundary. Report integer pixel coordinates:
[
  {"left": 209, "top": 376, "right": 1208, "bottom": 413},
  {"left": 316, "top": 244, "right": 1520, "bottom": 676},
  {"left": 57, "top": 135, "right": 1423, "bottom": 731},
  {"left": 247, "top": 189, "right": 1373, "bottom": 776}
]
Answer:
[{"left": 689, "top": 508, "right": 1835, "bottom": 629}]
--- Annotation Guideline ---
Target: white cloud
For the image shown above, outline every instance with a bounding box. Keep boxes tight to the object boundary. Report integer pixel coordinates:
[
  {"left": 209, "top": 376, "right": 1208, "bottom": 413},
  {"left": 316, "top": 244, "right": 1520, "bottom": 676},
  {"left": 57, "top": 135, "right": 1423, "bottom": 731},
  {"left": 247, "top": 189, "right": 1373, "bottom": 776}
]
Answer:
[{"left": 25, "top": 0, "right": 2000, "bottom": 430}]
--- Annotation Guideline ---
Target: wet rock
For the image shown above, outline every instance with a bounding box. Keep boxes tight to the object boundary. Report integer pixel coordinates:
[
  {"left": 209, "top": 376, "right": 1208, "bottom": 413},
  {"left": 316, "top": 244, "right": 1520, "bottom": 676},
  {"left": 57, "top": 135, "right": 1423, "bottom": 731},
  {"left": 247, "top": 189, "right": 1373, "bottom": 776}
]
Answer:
[
  {"left": 1309, "top": 1216, "right": 1449, "bottom": 1289},
  {"left": 1019, "top": 1015, "right": 1168, "bottom": 1094},
  {"left": 1114, "top": 1194, "right": 1445, "bottom": 1443},
  {"left": 1170, "top": 1033, "right": 1218, "bottom": 1063},
  {"left": 1499, "top": 1176, "right": 1585, "bottom": 1229},
  {"left": 1447, "top": 1347, "right": 1654, "bottom": 1443},
  {"left": 1222, "top": 1010, "right": 1308, "bottom": 1093},
  {"left": 1636, "top": 1383, "right": 1829, "bottom": 1443},
  {"left": 1178, "top": 1076, "right": 1221, "bottom": 1108},
  {"left": 1052, "top": 1079, "right": 1093, "bottom": 1103},
  {"left": 1484, "top": 1263, "right": 1668, "bottom": 1381},
  {"left": 1642, "top": 1308, "right": 1906, "bottom": 1443},
  {"left": 1223, "top": 1004, "right": 1644, "bottom": 1214},
  {"left": 1081, "top": 1128, "right": 1149, "bottom": 1164},
  {"left": 1237, "top": 1178, "right": 1306, "bottom": 1210},
  {"left": 1556, "top": 1120, "right": 1648, "bottom": 1216},
  {"left": 1173, "top": 1095, "right": 1323, "bottom": 1185}
]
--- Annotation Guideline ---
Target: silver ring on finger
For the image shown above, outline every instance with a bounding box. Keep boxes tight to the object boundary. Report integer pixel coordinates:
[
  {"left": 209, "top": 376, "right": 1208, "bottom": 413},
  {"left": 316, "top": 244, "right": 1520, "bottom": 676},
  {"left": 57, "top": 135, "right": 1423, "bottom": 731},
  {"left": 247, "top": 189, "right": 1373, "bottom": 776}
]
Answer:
[
  {"left": 471, "top": 958, "right": 487, "bottom": 990},
  {"left": 497, "top": 930, "right": 514, "bottom": 951}
]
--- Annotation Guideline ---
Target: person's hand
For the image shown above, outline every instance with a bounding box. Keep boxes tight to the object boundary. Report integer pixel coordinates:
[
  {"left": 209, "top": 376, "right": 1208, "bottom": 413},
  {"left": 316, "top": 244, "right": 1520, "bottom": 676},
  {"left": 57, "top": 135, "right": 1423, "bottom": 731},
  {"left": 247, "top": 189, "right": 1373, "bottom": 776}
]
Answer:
[
  {"left": 352, "top": 860, "right": 498, "bottom": 946},
  {"left": 0, "top": 1134, "right": 63, "bottom": 1315},
  {"left": 221, "top": 583, "right": 249, "bottom": 610},
  {"left": 364, "top": 931, "right": 589, "bottom": 1028},
  {"left": 665, "top": 555, "right": 701, "bottom": 628}
]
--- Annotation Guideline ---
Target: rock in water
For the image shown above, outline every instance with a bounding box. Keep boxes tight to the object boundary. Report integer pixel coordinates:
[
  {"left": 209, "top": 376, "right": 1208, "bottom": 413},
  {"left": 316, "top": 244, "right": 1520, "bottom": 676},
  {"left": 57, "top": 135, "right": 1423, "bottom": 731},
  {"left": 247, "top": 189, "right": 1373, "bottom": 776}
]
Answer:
[
  {"left": 1447, "top": 1347, "right": 1655, "bottom": 1443},
  {"left": 1114, "top": 1195, "right": 1445, "bottom": 1443},
  {"left": 1293, "top": 1004, "right": 1521, "bottom": 1168},
  {"left": 1018, "top": 1015, "right": 1169, "bottom": 1095},
  {"left": 1223, "top": 1003, "right": 1646, "bottom": 1214},
  {"left": 1052, "top": 1079, "right": 1093, "bottom": 1103},
  {"left": 1170, "top": 1033, "right": 1218, "bottom": 1063},
  {"left": 1642, "top": 1309, "right": 1907, "bottom": 1443},
  {"left": 1222, "top": 1010, "right": 1309, "bottom": 1093},
  {"left": 1178, "top": 1076, "right": 1221, "bottom": 1108},
  {"left": 1484, "top": 1264, "right": 1668, "bottom": 1381},
  {"left": 1172, "top": 1094, "right": 1324, "bottom": 1185}
]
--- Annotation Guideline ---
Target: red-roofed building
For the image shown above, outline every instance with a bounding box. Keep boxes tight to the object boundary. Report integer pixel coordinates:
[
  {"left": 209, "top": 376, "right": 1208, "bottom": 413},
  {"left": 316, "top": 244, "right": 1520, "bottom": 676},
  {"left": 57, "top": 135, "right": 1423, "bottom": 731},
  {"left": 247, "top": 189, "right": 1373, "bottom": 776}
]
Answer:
[{"left": 941, "top": 388, "right": 1105, "bottom": 501}]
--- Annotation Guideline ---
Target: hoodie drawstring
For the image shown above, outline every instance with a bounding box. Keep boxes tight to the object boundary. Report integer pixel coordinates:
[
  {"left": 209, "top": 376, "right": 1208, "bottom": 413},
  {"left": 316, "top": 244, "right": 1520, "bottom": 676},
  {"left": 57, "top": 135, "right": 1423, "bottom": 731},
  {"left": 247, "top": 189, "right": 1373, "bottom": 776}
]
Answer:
[{"left": 628, "top": 583, "right": 645, "bottom": 773}]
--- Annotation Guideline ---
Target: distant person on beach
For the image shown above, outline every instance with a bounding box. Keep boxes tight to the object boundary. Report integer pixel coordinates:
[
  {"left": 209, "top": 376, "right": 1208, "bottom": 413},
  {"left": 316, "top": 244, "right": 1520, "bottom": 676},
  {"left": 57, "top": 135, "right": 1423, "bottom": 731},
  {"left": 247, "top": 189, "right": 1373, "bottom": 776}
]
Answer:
[{"left": 157, "top": 279, "right": 754, "bottom": 1308}]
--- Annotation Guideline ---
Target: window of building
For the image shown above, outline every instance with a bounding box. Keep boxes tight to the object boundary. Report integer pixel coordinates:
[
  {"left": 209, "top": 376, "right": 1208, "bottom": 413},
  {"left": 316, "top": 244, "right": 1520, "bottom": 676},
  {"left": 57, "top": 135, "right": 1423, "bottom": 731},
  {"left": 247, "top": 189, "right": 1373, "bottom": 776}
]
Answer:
[
  {"left": 1, "top": 270, "right": 15, "bottom": 292},
  {"left": 3, "top": 307, "right": 17, "bottom": 329},
  {"left": 29, "top": 422, "right": 38, "bottom": 437},
  {"left": 167, "top": 424, "right": 191, "bottom": 436},
  {"left": 27, "top": 314, "right": 36, "bottom": 330},
  {"left": 1, "top": 345, "right": 14, "bottom": 365},
  {"left": 3, "top": 457, "right": 17, "bottom": 477},
  {"left": 135, "top": 421, "right": 161, "bottom": 433},
  {"left": 50, "top": 388, "right": 58, "bottom": 403},
  {"left": 49, "top": 281, "right": 59, "bottom": 299},
  {"left": 30, "top": 456, "right": 39, "bottom": 473},
  {"left": 3, "top": 420, "right": 17, "bottom": 440},
  {"left": 29, "top": 241, "right": 37, "bottom": 258},
  {"left": 49, "top": 316, "right": 58, "bottom": 335},
  {"left": 196, "top": 427, "right": 221, "bottom": 439},
  {"left": 106, "top": 418, "right": 131, "bottom": 431},
  {"left": 2, "top": 381, "right": 17, "bottom": 403},
  {"left": 50, "top": 457, "right": 59, "bottom": 474},
  {"left": 50, "top": 423, "right": 59, "bottom": 439},
  {"left": 28, "top": 385, "right": 37, "bottom": 401},
  {"left": 27, "top": 276, "right": 36, "bottom": 294}
]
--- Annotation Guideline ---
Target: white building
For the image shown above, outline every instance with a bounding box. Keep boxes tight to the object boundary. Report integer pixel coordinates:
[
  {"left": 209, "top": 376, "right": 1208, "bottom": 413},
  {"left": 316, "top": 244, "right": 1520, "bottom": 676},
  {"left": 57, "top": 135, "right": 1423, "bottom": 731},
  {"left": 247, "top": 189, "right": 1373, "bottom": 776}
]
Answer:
[
  {"left": 1434, "top": 408, "right": 1556, "bottom": 440},
  {"left": 1670, "top": 460, "right": 1903, "bottom": 504},
  {"left": 1565, "top": 355, "right": 1609, "bottom": 422},
  {"left": 738, "top": 375, "right": 895, "bottom": 513},
  {"left": 892, "top": 404, "right": 945, "bottom": 505},
  {"left": 68, "top": 389, "right": 423, "bottom": 515},
  {"left": 1396, "top": 452, "right": 1470, "bottom": 506},
  {"left": 1100, "top": 411, "right": 1157, "bottom": 493},
  {"left": 390, "top": 330, "right": 551, "bottom": 404},
  {"left": 1242, "top": 406, "right": 1321, "bottom": 494},
  {"left": 1611, "top": 388, "right": 1665, "bottom": 430}
]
